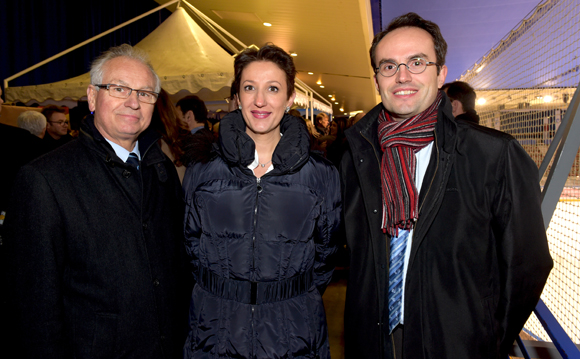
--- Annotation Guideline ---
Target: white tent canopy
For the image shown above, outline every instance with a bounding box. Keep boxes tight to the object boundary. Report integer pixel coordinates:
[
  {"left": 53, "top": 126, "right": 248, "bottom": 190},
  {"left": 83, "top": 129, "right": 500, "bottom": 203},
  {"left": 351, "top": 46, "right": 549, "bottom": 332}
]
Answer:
[{"left": 6, "top": 7, "right": 234, "bottom": 104}]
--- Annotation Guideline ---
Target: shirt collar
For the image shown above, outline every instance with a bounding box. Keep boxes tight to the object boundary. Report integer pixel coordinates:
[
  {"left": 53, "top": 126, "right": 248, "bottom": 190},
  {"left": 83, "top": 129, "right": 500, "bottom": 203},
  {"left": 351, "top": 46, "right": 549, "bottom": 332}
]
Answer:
[{"left": 104, "top": 138, "right": 141, "bottom": 162}]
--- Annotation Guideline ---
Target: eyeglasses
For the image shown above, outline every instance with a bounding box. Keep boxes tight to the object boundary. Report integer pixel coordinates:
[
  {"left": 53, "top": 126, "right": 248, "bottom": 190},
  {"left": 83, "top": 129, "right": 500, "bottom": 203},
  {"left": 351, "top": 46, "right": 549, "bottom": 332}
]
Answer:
[
  {"left": 93, "top": 84, "right": 159, "bottom": 104},
  {"left": 49, "top": 120, "right": 69, "bottom": 126},
  {"left": 375, "top": 58, "right": 439, "bottom": 77}
]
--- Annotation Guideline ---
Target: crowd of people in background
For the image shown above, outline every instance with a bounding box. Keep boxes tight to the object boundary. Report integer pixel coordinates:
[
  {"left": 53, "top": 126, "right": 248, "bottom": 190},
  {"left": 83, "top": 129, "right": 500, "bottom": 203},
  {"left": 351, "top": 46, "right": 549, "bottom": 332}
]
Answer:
[
  {"left": 2, "top": 92, "right": 367, "bottom": 171},
  {"left": 0, "top": 11, "right": 552, "bottom": 359}
]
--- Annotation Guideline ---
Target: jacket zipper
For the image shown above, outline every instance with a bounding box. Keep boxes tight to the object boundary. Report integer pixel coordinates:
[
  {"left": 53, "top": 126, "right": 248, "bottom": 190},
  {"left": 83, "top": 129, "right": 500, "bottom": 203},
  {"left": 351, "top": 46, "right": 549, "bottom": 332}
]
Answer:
[{"left": 250, "top": 176, "right": 261, "bottom": 358}]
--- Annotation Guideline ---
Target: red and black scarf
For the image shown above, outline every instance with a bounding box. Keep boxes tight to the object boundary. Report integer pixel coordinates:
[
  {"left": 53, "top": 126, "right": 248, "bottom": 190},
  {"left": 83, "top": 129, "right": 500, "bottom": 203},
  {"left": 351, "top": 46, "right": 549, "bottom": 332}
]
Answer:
[{"left": 378, "top": 91, "right": 443, "bottom": 236}]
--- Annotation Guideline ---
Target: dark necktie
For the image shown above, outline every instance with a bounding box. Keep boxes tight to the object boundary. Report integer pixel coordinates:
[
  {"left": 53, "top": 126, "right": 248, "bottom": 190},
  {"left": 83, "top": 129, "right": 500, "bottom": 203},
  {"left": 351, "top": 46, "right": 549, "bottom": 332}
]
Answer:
[{"left": 126, "top": 152, "right": 140, "bottom": 170}]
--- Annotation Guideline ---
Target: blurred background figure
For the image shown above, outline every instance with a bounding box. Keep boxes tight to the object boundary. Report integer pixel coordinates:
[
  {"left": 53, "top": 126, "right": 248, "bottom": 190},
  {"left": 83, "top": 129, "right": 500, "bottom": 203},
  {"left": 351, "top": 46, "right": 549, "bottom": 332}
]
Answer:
[
  {"left": 311, "top": 112, "right": 334, "bottom": 156},
  {"left": 176, "top": 95, "right": 209, "bottom": 134},
  {"left": 150, "top": 88, "right": 193, "bottom": 183},
  {"left": 41, "top": 105, "right": 73, "bottom": 152},
  {"left": 17, "top": 111, "right": 47, "bottom": 138},
  {"left": 347, "top": 111, "right": 366, "bottom": 129},
  {"left": 442, "top": 81, "right": 480, "bottom": 125}
]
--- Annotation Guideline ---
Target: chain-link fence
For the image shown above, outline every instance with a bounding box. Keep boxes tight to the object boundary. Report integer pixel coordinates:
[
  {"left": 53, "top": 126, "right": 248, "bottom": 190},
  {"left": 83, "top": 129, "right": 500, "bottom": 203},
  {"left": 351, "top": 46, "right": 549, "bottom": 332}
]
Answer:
[{"left": 459, "top": 0, "right": 580, "bottom": 344}]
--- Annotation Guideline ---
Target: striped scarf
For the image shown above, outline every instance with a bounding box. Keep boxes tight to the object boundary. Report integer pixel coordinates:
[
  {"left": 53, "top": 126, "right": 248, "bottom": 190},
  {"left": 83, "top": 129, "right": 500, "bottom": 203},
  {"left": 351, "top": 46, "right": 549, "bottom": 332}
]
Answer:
[{"left": 378, "top": 91, "right": 442, "bottom": 236}]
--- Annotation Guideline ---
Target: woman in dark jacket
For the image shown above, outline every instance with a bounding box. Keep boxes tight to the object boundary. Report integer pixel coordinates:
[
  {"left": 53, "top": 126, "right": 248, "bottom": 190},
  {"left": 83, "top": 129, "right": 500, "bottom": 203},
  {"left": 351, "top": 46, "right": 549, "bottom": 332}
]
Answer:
[{"left": 182, "top": 45, "right": 341, "bottom": 358}]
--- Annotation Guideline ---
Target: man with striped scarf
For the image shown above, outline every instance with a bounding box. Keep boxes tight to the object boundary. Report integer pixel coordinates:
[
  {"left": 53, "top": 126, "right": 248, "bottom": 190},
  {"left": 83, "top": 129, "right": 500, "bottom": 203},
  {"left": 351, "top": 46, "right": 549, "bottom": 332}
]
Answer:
[{"left": 340, "top": 12, "right": 552, "bottom": 359}]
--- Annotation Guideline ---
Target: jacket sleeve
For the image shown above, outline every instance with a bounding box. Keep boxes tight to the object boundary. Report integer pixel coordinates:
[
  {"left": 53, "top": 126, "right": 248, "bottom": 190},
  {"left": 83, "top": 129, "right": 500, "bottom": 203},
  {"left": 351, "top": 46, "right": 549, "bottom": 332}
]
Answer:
[
  {"left": 313, "top": 163, "right": 342, "bottom": 294},
  {"left": 5, "top": 165, "right": 67, "bottom": 358},
  {"left": 183, "top": 164, "right": 202, "bottom": 281},
  {"left": 493, "top": 139, "right": 553, "bottom": 356}
]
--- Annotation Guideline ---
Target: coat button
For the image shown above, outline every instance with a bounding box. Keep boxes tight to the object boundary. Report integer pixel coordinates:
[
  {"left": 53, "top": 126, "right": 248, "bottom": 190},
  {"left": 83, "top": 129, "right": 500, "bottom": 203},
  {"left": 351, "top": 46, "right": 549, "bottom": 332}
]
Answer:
[
  {"left": 373, "top": 209, "right": 378, "bottom": 213},
  {"left": 142, "top": 223, "right": 148, "bottom": 230},
  {"left": 153, "top": 279, "right": 160, "bottom": 286},
  {"left": 360, "top": 159, "right": 364, "bottom": 163},
  {"left": 257, "top": 185, "right": 263, "bottom": 193},
  {"left": 122, "top": 170, "right": 131, "bottom": 178}
]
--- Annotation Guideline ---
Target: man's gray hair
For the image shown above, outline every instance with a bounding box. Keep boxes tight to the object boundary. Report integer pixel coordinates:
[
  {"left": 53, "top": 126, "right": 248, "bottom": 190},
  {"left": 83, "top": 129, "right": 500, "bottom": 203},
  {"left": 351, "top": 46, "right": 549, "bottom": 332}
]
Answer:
[
  {"left": 90, "top": 44, "right": 161, "bottom": 93},
  {"left": 17, "top": 111, "right": 47, "bottom": 137}
]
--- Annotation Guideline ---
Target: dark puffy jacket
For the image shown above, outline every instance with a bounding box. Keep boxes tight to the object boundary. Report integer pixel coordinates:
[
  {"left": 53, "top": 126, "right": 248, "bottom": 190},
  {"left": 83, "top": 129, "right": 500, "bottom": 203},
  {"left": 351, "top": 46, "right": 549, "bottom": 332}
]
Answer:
[{"left": 183, "top": 111, "right": 341, "bottom": 359}]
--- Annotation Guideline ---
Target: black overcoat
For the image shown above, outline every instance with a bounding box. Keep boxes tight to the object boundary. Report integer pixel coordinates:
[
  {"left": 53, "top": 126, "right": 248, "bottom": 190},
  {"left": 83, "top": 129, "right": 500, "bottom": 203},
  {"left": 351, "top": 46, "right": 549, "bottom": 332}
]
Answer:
[
  {"left": 5, "top": 116, "right": 192, "bottom": 358},
  {"left": 340, "top": 96, "right": 553, "bottom": 358}
]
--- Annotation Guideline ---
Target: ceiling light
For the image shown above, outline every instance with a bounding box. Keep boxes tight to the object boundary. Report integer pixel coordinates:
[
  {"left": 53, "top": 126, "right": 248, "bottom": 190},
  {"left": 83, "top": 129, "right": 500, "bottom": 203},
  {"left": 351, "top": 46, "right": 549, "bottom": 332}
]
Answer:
[
  {"left": 476, "top": 64, "right": 485, "bottom": 73},
  {"left": 543, "top": 95, "right": 553, "bottom": 103},
  {"left": 263, "top": 22, "right": 272, "bottom": 27},
  {"left": 477, "top": 98, "right": 486, "bottom": 105},
  {"left": 328, "top": 94, "right": 332, "bottom": 97},
  {"left": 320, "top": 85, "right": 324, "bottom": 88},
  {"left": 339, "top": 107, "right": 344, "bottom": 112},
  {"left": 316, "top": 80, "right": 322, "bottom": 85},
  {"left": 290, "top": 52, "right": 297, "bottom": 57},
  {"left": 308, "top": 72, "right": 314, "bottom": 75},
  {"left": 335, "top": 102, "right": 339, "bottom": 105}
]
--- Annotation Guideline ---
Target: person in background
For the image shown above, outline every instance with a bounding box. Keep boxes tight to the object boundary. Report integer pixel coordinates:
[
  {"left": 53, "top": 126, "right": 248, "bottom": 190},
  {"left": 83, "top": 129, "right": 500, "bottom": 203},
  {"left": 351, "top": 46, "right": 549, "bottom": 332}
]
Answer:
[
  {"left": 442, "top": 80, "right": 480, "bottom": 124},
  {"left": 182, "top": 44, "right": 341, "bottom": 359},
  {"left": 17, "top": 110, "right": 47, "bottom": 138},
  {"left": 341, "top": 12, "right": 552, "bottom": 359},
  {"left": 176, "top": 95, "right": 209, "bottom": 135},
  {"left": 312, "top": 112, "right": 334, "bottom": 156},
  {"left": 150, "top": 88, "right": 193, "bottom": 182},
  {"left": 41, "top": 105, "right": 73, "bottom": 152},
  {"left": 4, "top": 44, "right": 192, "bottom": 359}
]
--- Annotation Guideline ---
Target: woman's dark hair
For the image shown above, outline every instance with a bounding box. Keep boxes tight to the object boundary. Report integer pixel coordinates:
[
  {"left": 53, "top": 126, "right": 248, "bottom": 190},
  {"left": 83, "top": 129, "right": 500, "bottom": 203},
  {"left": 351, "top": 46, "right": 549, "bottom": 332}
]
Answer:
[
  {"left": 150, "top": 88, "right": 190, "bottom": 166},
  {"left": 369, "top": 12, "right": 447, "bottom": 75},
  {"left": 232, "top": 44, "right": 296, "bottom": 99}
]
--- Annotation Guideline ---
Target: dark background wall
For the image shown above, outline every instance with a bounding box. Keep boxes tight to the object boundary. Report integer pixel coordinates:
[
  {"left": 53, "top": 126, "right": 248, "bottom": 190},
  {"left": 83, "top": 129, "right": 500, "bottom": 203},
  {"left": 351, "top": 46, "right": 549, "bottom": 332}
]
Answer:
[{"left": 0, "top": 0, "right": 170, "bottom": 101}]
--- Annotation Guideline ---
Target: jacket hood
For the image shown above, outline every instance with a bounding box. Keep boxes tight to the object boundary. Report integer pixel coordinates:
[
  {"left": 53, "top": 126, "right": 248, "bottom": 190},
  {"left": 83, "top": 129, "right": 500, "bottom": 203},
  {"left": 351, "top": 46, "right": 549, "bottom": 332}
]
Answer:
[{"left": 218, "top": 110, "right": 311, "bottom": 174}]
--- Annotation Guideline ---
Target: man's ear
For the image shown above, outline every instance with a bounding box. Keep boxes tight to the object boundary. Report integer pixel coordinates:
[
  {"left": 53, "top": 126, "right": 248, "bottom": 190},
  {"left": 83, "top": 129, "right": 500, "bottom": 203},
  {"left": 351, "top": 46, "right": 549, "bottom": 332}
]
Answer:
[
  {"left": 451, "top": 100, "right": 464, "bottom": 116},
  {"left": 87, "top": 85, "right": 97, "bottom": 112},
  {"left": 437, "top": 65, "right": 448, "bottom": 88}
]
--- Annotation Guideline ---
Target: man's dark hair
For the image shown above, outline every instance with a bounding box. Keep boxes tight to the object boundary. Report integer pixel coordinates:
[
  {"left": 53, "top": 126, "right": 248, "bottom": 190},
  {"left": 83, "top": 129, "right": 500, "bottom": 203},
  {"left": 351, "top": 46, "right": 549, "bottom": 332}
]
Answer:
[
  {"left": 369, "top": 12, "right": 447, "bottom": 75},
  {"left": 41, "top": 105, "right": 66, "bottom": 121},
  {"left": 176, "top": 95, "right": 208, "bottom": 123},
  {"left": 445, "top": 81, "right": 476, "bottom": 112},
  {"left": 232, "top": 44, "right": 296, "bottom": 99}
]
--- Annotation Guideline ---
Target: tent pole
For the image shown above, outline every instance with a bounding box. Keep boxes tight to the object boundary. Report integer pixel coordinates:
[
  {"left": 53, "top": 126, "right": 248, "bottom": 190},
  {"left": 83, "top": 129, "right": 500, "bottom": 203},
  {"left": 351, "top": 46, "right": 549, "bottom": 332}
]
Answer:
[
  {"left": 3, "top": 0, "right": 180, "bottom": 89},
  {"left": 181, "top": 0, "right": 247, "bottom": 52}
]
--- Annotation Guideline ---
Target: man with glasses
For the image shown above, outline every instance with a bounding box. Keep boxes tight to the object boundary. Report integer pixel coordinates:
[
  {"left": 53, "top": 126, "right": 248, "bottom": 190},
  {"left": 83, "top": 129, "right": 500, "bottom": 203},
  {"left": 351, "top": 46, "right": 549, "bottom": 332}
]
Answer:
[
  {"left": 340, "top": 13, "right": 552, "bottom": 359},
  {"left": 41, "top": 105, "right": 72, "bottom": 152},
  {"left": 5, "top": 44, "right": 192, "bottom": 359}
]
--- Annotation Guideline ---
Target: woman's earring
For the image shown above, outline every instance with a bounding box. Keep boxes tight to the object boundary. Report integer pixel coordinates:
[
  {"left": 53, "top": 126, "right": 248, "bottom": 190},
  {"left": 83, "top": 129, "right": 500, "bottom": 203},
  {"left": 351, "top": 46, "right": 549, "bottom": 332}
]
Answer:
[
  {"left": 285, "top": 106, "right": 290, "bottom": 113},
  {"left": 239, "top": 104, "right": 242, "bottom": 110}
]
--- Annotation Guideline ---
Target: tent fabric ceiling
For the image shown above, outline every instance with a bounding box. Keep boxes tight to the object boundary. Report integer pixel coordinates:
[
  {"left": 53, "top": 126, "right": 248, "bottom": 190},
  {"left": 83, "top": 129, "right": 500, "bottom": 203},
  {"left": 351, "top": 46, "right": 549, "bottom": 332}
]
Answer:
[{"left": 6, "top": 7, "right": 235, "bottom": 104}]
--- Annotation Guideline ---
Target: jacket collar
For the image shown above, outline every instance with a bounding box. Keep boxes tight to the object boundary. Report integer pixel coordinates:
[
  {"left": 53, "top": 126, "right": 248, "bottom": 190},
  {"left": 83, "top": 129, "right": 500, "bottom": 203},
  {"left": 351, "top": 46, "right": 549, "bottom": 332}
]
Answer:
[
  {"left": 218, "top": 110, "right": 311, "bottom": 175},
  {"left": 79, "top": 115, "right": 163, "bottom": 166},
  {"left": 348, "top": 93, "right": 458, "bottom": 155}
]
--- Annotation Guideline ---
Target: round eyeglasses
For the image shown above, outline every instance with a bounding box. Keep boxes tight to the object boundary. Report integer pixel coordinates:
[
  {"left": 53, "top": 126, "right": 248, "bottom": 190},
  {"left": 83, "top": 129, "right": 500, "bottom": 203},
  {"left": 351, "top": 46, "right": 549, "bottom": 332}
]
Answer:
[
  {"left": 375, "top": 58, "right": 439, "bottom": 77},
  {"left": 94, "top": 84, "right": 159, "bottom": 104}
]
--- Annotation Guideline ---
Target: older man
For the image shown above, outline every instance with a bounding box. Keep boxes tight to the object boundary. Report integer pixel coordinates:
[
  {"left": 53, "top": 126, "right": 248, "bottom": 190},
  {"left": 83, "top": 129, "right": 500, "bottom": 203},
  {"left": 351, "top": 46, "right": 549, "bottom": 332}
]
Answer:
[
  {"left": 341, "top": 13, "right": 553, "bottom": 359},
  {"left": 17, "top": 110, "right": 47, "bottom": 138},
  {"left": 5, "top": 44, "right": 192, "bottom": 359}
]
